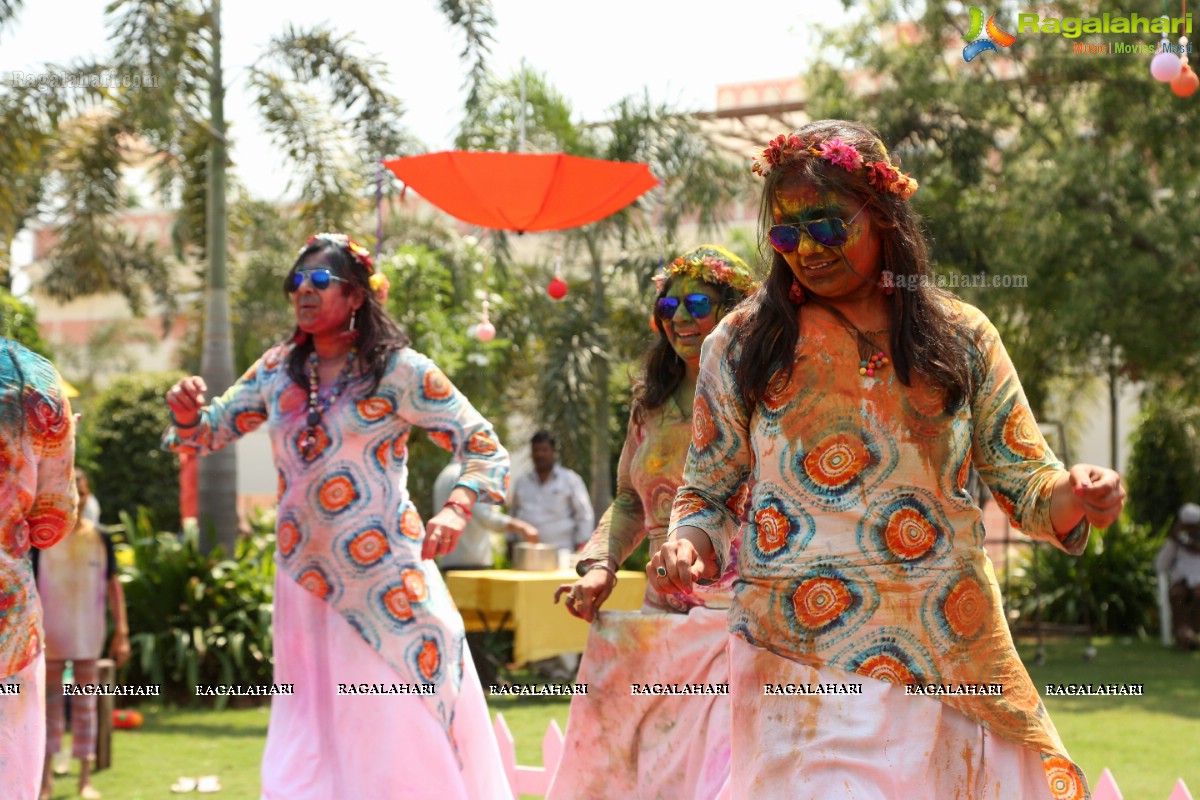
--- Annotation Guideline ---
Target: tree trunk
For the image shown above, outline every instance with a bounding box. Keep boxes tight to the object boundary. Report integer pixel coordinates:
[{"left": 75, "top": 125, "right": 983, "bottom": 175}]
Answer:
[
  {"left": 586, "top": 235, "right": 612, "bottom": 514},
  {"left": 198, "top": 0, "right": 238, "bottom": 552}
]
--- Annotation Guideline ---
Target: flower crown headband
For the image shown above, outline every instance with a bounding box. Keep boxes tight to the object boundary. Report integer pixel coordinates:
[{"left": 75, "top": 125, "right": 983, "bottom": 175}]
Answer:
[
  {"left": 751, "top": 133, "right": 919, "bottom": 200},
  {"left": 652, "top": 246, "right": 759, "bottom": 296},
  {"left": 303, "top": 232, "right": 390, "bottom": 302}
]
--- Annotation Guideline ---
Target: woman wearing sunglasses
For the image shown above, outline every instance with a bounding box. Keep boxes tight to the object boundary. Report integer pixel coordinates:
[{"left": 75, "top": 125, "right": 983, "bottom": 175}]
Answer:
[
  {"left": 547, "top": 245, "right": 756, "bottom": 800},
  {"left": 163, "top": 233, "right": 511, "bottom": 800},
  {"left": 651, "top": 120, "right": 1125, "bottom": 799}
]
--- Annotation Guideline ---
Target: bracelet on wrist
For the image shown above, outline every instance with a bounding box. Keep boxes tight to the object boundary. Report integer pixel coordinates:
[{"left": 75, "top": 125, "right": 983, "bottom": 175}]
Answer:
[
  {"left": 443, "top": 500, "right": 473, "bottom": 521},
  {"left": 169, "top": 410, "right": 200, "bottom": 429},
  {"left": 585, "top": 562, "right": 618, "bottom": 582}
]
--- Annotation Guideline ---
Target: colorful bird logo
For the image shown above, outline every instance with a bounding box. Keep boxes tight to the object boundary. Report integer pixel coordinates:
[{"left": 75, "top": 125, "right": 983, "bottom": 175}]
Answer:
[{"left": 963, "top": 8, "right": 1016, "bottom": 62}]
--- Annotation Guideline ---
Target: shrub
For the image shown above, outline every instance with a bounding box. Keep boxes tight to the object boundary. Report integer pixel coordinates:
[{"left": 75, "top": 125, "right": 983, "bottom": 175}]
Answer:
[
  {"left": 1126, "top": 390, "right": 1200, "bottom": 533},
  {"left": 118, "top": 509, "right": 275, "bottom": 707},
  {"left": 0, "top": 289, "right": 51, "bottom": 357},
  {"left": 78, "top": 371, "right": 183, "bottom": 528},
  {"left": 1006, "top": 515, "right": 1163, "bottom": 636}
]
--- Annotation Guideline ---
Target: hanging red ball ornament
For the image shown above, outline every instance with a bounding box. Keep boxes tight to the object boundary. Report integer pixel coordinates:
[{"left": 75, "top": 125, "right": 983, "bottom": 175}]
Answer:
[
  {"left": 1171, "top": 63, "right": 1199, "bottom": 97},
  {"left": 547, "top": 276, "right": 568, "bottom": 300}
]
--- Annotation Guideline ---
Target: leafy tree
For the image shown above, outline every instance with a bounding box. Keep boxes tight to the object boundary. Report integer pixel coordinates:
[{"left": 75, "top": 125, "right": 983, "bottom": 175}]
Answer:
[
  {"left": 2, "top": 0, "right": 497, "bottom": 548},
  {"left": 457, "top": 68, "right": 750, "bottom": 509},
  {"left": 0, "top": 287, "right": 50, "bottom": 356},
  {"left": 79, "top": 371, "right": 184, "bottom": 528},
  {"left": 803, "top": 0, "right": 1200, "bottom": 437}
]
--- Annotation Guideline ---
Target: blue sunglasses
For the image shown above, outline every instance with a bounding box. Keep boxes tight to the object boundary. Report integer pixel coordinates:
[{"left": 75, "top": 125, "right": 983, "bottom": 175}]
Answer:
[
  {"left": 656, "top": 294, "right": 715, "bottom": 320},
  {"left": 288, "top": 268, "right": 348, "bottom": 292}
]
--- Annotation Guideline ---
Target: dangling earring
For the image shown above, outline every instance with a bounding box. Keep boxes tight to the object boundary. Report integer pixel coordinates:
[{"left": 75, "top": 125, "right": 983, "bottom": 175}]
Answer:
[
  {"left": 789, "top": 278, "right": 807, "bottom": 305},
  {"left": 343, "top": 310, "right": 360, "bottom": 343}
]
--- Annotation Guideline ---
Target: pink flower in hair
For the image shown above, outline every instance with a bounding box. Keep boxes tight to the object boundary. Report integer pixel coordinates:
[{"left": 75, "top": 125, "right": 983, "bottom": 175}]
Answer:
[{"left": 817, "top": 139, "right": 864, "bottom": 172}]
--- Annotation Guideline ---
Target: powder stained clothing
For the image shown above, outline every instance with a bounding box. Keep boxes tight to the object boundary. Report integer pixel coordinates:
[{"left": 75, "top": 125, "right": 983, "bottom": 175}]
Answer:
[
  {"left": 33, "top": 520, "right": 116, "bottom": 661},
  {"left": 578, "top": 405, "right": 742, "bottom": 611},
  {"left": 509, "top": 465, "right": 594, "bottom": 552},
  {"left": 45, "top": 658, "right": 101, "bottom": 760},
  {"left": 548, "top": 405, "right": 742, "bottom": 800},
  {"left": 0, "top": 339, "right": 76, "bottom": 799},
  {"left": 163, "top": 343, "right": 510, "bottom": 794},
  {"left": 669, "top": 302, "right": 1091, "bottom": 799},
  {"left": 0, "top": 339, "right": 78, "bottom": 679}
]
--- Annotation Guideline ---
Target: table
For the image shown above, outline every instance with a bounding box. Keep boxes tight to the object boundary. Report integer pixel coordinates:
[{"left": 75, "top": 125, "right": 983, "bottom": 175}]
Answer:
[{"left": 445, "top": 569, "right": 646, "bottom": 666}]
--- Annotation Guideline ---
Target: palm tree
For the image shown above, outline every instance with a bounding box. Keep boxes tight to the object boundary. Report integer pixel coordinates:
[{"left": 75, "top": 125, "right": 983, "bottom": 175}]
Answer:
[
  {"left": 459, "top": 68, "right": 750, "bottom": 511},
  {"left": 1, "top": 0, "right": 496, "bottom": 549}
]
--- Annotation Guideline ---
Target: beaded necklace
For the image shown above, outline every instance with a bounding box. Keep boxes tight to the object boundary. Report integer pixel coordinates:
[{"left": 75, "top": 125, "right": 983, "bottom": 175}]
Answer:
[{"left": 300, "top": 347, "right": 357, "bottom": 457}]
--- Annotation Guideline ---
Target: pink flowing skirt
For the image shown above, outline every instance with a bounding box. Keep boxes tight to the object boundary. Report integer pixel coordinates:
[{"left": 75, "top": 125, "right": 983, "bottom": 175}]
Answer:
[
  {"left": 261, "top": 571, "right": 508, "bottom": 800},
  {"left": 0, "top": 652, "right": 45, "bottom": 800},
  {"left": 547, "top": 607, "right": 732, "bottom": 800},
  {"left": 728, "top": 635, "right": 1059, "bottom": 799}
]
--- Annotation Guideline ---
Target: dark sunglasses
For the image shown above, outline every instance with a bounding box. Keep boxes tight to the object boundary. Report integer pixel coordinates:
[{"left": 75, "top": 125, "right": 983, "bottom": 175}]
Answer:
[
  {"left": 656, "top": 293, "right": 715, "bottom": 320},
  {"left": 768, "top": 204, "right": 867, "bottom": 254},
  {"left": 288, "top": 268, "right": 348, "bottom": 292}
]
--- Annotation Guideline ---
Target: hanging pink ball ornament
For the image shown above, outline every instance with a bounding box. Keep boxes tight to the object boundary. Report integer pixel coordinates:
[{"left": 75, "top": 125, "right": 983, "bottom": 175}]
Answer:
[
  {"left": 476, "top": 321, "right": 496, "bottom": 342},
  {"left": 547, "top": 276, "right": 568, "bottom": 300},
  {"left": 1171, "top": 63, "right": 1199, "bottom": 97},
  {"left": 1151, "top": 48, "right": 1182, "bottom": 81}
]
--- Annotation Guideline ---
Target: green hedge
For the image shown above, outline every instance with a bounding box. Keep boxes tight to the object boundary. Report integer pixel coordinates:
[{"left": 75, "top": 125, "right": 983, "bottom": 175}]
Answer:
[{"left": 79, "top": 371, "right": 183, "bottom": 528}]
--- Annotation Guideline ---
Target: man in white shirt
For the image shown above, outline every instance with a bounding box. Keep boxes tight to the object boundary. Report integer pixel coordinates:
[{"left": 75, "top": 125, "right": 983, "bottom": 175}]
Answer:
[
  {"left": 509, "top": 431, "right": 595, "bottom": 555},
  {"left": 432, "top": 461, "right": 538, "bottom": 570},
  {"left": 1157, "top": 502, "right": 1200, "bottom": 651}
]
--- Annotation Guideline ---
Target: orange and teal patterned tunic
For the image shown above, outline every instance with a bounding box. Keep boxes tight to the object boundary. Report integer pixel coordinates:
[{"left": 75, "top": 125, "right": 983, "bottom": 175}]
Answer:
[
  {"left": 669, "top": 301, "right": 1091, "bottom": 799},
  {"left": 0, "top": 339, "right": 78, "bottom": 679},
  {"left": 163, "top": 343, "right": 509, "bottom": 750},
  {"left": 578, "top": 403, "right": 742, "bottom": 611}
]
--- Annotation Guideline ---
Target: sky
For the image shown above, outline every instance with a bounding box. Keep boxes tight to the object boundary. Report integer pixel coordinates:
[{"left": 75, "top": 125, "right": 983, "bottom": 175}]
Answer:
[{"left": 1, "top": 0, "right": 852, "bottom": 269}]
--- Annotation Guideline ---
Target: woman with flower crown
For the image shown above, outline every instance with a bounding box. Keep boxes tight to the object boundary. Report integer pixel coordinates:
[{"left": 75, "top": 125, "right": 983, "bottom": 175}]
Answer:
[
  {"left": 164, "top": 234, "right": 511, "bottom": 799},
  {"left": 545, "top": 245, "right": 756, "bottom": 800},
  {"left": 650, "top": 121, "right": 1125, "bottom": 799}
]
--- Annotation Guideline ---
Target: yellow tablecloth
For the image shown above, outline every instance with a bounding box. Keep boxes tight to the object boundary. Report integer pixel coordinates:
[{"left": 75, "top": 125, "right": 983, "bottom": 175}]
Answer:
[{"left": 445, "top": 569, "right": 647, "bottom": 665}]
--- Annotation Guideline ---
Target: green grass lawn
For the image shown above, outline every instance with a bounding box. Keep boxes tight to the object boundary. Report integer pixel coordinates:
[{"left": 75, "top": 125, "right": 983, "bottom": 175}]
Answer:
[
  {"left": 50, "top": 637, "right": 1197, "bottom": 799},
  {"left": 1018, "top": 635, "right": 1200, "bottom": 799}
]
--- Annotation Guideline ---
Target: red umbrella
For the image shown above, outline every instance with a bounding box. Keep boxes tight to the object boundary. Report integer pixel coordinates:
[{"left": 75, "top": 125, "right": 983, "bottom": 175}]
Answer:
[{"left": 382, "top": 151, "right": 657, "bottom": 233}]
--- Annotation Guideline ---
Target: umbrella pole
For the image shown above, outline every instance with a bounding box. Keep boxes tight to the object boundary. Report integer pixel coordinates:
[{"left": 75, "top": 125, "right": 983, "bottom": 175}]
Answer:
[{"left": 375, "top": 159, "right": 384, "bottom": 261}]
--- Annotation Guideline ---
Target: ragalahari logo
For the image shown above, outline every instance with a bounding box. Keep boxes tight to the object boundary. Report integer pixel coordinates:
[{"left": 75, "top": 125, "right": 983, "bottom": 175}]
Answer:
[{"left": 963, "top": 8, "right": 1017, "bottom": 61}]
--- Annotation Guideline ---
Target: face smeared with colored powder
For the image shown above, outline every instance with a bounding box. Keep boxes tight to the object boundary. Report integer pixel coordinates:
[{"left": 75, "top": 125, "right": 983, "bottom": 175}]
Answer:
[
  {"left": 658, "top": 277, "right": 724, "bottom": 365},
  {"left": 771, "top": 179, "right": 883, "bottom": 302}
]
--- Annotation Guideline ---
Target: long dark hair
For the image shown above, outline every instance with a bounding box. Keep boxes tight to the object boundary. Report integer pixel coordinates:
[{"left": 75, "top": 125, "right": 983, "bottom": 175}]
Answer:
[
  {"left": 734, "top": 119, "right": 977, "bottom": 413},
  {"left": 282, "top": 238, "right": 409, "bottom": 396},
  {"left": 631, "top": 273, "right": 746, "bottom": 424}
]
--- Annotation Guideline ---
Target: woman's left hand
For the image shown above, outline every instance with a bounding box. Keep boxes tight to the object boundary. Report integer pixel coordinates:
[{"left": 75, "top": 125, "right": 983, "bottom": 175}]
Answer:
[
  {"left": 1061, "top": 464, "right": 1125, "bottom": 530},
  {"left": 423, "top": 507, "right": 467, "bottom": 560},
  {"left": 110, "top": 630, "right": 131, "bottom": 669}
]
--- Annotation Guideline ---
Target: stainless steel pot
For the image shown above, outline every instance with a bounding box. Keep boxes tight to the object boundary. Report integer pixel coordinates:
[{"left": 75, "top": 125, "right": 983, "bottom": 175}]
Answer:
[{"left": 513, "top": 543, "right": 559, "bottom": 571}]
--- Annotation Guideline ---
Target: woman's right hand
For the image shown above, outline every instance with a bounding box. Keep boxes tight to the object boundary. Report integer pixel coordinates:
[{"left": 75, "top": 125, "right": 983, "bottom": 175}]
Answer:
[
  {"left": 166, "top": 376, "right": 207, "bottom": 426},
  {"left": 647, "top": 531, "right": 716, "bottom": 596},
  {"left": 553, "top": 567, "right": 617, "bottom": 622}
]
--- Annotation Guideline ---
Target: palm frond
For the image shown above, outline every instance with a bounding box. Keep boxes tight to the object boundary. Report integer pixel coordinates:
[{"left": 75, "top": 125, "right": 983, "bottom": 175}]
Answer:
[{"left": 436, "top": 0, "right": 495, "bottom": 113}]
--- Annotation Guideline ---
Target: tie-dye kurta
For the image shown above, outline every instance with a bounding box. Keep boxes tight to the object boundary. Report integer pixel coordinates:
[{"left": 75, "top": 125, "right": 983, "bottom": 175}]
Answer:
[
  {"left": 669, "top": 301, "right": 1090, "bottom": 799},
  {"left": 578, "top": 405, "right": 741, "bottom": 611},
  {"left": 550, "top": 404, "right": 742, "bottom": 800},
  {"left": 0, "top": 340, "right": 77, "bottom": 799},
  {"left": 163, "top": 343, "right": 509, "bottom": 750},
  {"left": 1, "top": 339, "right": 78, "bottom": 679}
]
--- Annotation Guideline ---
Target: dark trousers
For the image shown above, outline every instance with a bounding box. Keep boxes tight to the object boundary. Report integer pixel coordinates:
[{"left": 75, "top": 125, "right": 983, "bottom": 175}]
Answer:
[{"left": 1168, "top": 580, "right": 1200, "bottom": 649}]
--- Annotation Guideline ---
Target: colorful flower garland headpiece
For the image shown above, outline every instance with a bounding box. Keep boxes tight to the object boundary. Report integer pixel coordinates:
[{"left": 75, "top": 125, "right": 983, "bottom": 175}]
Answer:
[
  {"left": 751, "top": 133, "right": 919, "bottom": 200},
  {"left": 303, "top": 232, "right": 390, "bottom": 302},
  {"left": 652, "top": 245, "right": 758, "bottom": 296}
]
